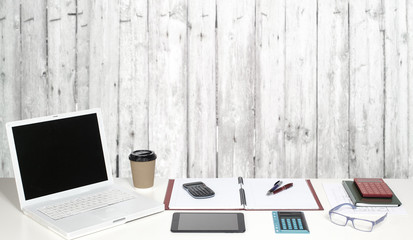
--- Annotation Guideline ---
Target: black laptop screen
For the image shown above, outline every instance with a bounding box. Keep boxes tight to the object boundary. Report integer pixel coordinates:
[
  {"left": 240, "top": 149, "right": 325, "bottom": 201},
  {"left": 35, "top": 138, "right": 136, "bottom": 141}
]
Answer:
[{"left": 12, "top": 113, "right": 108, "bottom": 200}]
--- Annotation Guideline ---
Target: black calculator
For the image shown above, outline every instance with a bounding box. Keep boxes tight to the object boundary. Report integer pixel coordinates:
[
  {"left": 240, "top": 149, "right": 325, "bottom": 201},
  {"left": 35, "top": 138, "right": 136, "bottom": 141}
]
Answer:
[{"left": 182, "top": 182, "right": 215, "bottom": 199}]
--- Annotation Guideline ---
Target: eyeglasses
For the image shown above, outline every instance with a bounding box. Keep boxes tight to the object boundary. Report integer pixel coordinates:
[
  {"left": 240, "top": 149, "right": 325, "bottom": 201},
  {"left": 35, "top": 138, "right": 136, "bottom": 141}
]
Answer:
[{"left": 329, "top": 203, "right": 387, "bottom": 232}]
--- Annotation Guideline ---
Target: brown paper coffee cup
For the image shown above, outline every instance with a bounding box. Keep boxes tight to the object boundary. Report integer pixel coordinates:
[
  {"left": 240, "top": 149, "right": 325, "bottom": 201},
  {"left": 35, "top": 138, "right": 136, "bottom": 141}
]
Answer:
[{"left": 129, "top": 150, "right": 156, "bottom": 188}]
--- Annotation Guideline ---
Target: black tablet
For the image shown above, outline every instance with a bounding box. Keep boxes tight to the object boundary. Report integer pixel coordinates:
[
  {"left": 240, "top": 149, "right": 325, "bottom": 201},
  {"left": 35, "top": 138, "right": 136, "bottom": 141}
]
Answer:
[{"left": 171, "top": 212, "right": 246, "bottom": 233}]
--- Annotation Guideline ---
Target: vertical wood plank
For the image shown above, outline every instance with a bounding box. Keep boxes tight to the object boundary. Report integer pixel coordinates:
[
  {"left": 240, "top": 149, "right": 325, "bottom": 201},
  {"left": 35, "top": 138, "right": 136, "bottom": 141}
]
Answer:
[
  {"left": 408, "top": 0, "right": 413, "bottom": 179},
  {"left": 284, "top": 0, "right": 317, "bottom": 178},
  {"left": 317, "top": 0, "right": 349, "bottom": 178},
  {"left": 0, "top": 0, "right": 21, "bottom": 177},
  {"left": 76, "top": 0, "right": 91, "bottom": 110},
  {"left": 384, "top": 0, "right": 409, "bottom": 178},
  {"left": 1, "top": 0, "right": 413, "bottom": 179},
  {"left": 47, "top": 0, "right": 76, "bottom": 114},
  {"left": 21, "top": 0, "right": 48, "bottom": 119},
  {"left": 255, "top": 0, "right": 286, "bottom": 178},
  {"left": 187, "top": 0, "right": 216, "bottom": 178},
  {"left": 148, "top": 0, "right": 188, "bottom": 178},
  {"left": 349, "top": 0, "right": 385, "bottom": 178},
  {"left": 217, "top": 0, "right": 255, "bottom": 178},
  {"left": 89, "top": 0, "right": 120, "bottom": 176},
  {"left": 118, "top": 0, "right": 149, "bottom": 177}
]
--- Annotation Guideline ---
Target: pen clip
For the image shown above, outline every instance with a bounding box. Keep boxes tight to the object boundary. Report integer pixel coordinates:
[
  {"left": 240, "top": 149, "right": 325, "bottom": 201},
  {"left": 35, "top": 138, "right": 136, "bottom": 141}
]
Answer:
[
  {"left": 267, "top": 180, "right": 283, "bottom": 195},
  {"left": 238, "top": 177, "right": 244, "bottom": 185}
]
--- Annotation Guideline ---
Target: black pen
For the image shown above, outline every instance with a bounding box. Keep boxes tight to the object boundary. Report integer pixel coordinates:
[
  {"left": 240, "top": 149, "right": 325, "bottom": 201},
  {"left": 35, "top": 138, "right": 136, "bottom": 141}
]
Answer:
[{"left": 266, "top": 180, "right": 282, "bottom": 195}]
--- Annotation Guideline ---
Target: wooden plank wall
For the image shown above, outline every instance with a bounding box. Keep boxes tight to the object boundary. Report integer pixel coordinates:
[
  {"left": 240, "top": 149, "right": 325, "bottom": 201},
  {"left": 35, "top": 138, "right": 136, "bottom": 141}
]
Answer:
[{"left": 1, "top": 0, "right": 412, "bottom": 179}]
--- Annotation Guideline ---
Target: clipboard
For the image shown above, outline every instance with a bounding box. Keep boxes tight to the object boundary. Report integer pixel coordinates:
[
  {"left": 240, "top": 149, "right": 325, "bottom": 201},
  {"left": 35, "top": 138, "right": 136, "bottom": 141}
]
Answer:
[{"left": 164, "top": 178, "right": 323, "bottom": 211}]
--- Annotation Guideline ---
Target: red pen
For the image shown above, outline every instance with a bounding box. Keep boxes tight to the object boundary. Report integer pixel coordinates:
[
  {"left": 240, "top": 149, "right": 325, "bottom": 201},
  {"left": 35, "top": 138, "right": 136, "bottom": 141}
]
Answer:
[{"left": 272, "top": 183, "right": 293, "bottom": 195}]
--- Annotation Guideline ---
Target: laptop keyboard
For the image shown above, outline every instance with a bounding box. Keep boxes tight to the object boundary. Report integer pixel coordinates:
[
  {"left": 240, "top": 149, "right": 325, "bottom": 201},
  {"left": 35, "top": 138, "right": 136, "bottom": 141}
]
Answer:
[{"left": 38, "top": 189, "right": 136, "bottom": 220}]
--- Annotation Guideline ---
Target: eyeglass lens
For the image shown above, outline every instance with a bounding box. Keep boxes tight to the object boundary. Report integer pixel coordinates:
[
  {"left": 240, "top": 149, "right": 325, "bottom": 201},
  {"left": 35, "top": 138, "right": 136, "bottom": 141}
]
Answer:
[
  {"left": 330, "top": 213, "right": 374, "bottom": 231},
  {"left": 352, "top": 219, "right": 373, "bottom": 232},
  {"left": 330, "top": 213, "right": 347, "bottom": 225}
]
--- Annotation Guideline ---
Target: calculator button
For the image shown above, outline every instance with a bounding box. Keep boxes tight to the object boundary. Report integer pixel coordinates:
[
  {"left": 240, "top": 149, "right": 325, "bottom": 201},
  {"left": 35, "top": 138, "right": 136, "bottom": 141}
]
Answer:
[
  {"left": 292, "top": 219, "right": 298, "bottom": 229},
  {"left": 287, "top": 219, "right": 292, "bottom": 229},
  {"left": 297, "top": 219, "right": 304, "bottom": 229},
  {"left": 281, "top": 219, "right": 287, "bottom": 229}
]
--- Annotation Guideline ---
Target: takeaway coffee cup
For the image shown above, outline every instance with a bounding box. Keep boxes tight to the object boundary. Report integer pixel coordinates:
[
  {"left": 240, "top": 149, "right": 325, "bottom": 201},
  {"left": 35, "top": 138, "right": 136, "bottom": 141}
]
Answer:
[{"left": 129, "top": 150, "right": 157, "bottom": 188}]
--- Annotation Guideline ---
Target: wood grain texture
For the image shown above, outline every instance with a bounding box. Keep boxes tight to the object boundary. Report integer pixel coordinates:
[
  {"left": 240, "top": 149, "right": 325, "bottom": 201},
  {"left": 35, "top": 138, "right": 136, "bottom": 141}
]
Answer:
[
  {"left": 317, "top": 0, "right": 349, "bottom": 178},
  {"left": 255, "top": 0, "right": 286, "bottom": 178},
  {"left": 88, "top": 0, "right": 120, "bottom": 176},
  {"left": 148, "top": 0, "right": 188, "bottom": 178},
  {"left": 383, "top": 0, "right": 409, "bottom": 178},
  {"left": 21, "top": 0, "right": 48, "bottom": 119},
  {"left": 76, "top": 0, "right": 91, "bottom": 110},
  {"left": 408, "top": 0, "right": 413, "bottom": 179},
  {"left": 47, "top": 0, "right": 77, "bottom": 114},
  {"left": 0, "top": 0, "right": 21, "bottom": 177},
  {"left": 0, "top": 0, "right": 412, "bottom": 179},
  {"left": 118, "top": 0, "right": 149, "bottom": 177},
  {"left": 349, "top": 0, "right": 385, "bottom": 178},
  {"left": 187, "top": 0, "right": 217, "bottom": 178},
  {"left": 217, "top": 0, "right": 256, "bottom": 178},
  {"left": 284, "top": 0, "right": 317, "bottom": 178}
]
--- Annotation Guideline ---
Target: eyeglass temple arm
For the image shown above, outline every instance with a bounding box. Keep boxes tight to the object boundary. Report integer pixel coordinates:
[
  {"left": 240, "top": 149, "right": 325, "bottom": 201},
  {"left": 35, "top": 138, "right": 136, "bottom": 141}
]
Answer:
[{"left": 374, "top": 213, "right": 388, "bottom": 225}]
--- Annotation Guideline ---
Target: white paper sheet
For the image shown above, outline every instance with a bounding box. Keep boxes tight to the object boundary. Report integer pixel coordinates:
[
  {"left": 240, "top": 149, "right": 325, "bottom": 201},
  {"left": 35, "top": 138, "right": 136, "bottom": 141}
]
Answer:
[
  {"left": 168, "top": 178, "right": 242, "bottom": 209},
  {"left": 168, "top": 178, "right": 321, "bottom": 210},
  {"left": 323, "top": 183, "right": 407, "bottom": 215},
  {"left": 243, "top": 179, "right": 320, "bottom": 210}
]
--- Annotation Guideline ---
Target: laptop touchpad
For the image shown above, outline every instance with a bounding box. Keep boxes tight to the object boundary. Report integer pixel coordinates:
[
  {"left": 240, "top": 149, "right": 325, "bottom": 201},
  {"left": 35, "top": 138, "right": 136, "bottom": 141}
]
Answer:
[{"left": 93, "top": 206, "right": 127, "bottom": 221}]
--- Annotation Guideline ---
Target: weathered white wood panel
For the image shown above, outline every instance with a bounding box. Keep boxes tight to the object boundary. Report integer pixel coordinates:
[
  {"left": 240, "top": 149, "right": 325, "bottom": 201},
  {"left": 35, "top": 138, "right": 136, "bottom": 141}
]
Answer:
[
  {"left": 217, "top": 0, "right": 256, "bottom": 178},
  {"left": 384, "top": 0, "right": 409, "bottom": 178},
  {"left": 349, "top": 0, "right": 385, "bottom": 178},
  {"left": 21, "top": 0, "right": 48, "bottom": 119},
  {"left": 0, "top": 0, "right": 412, "bottom": 179},
  {"left": 317, "top": 0, "right": 349, "bottom": 178},
  {"left": 187, "top": 0, "right": 216, "bottom": 177},
  {"left": 88, "top": 0, "right": 120, "bottom": 176},
  {"left": 255, "top": 0, "right": 286, "bottom": 178},
  {"left": 408, "top": 0, "right": 413, "bottom": 179},
  {"left": 284, "top": 0, "right": 318, "bottom": 178},
  {"left": 75, "top": 0, "right": 91, "bottom": 110},
  {"left": 118, "top": 0, "right": 149, "bottom": 177},
  {"left": 148, "top": 0, "right": 188, "bottom": 178},
  {"left": 47, "top": 0, "right": 77, "bottom": 114},
  {"left": 0, "top": 0, "right": 21, "bottom": 177}
]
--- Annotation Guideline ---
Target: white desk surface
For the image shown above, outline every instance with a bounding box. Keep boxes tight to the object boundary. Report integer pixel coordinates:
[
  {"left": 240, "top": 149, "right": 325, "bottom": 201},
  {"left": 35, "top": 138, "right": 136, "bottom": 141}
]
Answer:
[{"left": 0, "top": 178, "right": 412, "bottom": 240}]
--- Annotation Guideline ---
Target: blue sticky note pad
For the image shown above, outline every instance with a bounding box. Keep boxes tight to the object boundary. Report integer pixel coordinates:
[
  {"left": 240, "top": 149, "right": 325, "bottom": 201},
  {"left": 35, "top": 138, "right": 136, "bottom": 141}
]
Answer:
[{"left": 272, "top": 211, "right": 309, "bottom": 234}]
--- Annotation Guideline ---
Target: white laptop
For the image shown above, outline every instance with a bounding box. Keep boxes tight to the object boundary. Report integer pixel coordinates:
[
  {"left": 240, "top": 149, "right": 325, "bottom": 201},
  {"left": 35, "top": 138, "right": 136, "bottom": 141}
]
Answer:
[{"left": 6, "top": 108, "right": 164, "bottom": 239}]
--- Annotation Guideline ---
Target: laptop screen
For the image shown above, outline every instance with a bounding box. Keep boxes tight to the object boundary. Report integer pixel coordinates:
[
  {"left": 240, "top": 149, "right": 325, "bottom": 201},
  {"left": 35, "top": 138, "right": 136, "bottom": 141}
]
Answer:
[{"left": 11, "top": 113, "right": 108, "bottom": 200}]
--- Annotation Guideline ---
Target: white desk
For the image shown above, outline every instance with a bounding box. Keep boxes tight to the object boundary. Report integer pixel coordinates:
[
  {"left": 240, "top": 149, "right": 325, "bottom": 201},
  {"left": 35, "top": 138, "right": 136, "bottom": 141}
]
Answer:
[{"left": 1, "top": 178, "right": 412, "bottom": 240}]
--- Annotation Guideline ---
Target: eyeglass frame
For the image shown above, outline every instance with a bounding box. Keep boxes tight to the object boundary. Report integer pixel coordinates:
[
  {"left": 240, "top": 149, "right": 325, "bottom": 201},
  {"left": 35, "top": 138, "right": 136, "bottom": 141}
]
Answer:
[{"left": 328, "top": 203, "right": 387, "bottom": 232}]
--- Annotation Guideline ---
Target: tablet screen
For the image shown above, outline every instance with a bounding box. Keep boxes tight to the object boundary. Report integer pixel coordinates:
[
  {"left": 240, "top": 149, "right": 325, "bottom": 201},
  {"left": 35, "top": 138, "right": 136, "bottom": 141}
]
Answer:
[{"left": 171, "top": 212, "right": 245, "bottom": 233}]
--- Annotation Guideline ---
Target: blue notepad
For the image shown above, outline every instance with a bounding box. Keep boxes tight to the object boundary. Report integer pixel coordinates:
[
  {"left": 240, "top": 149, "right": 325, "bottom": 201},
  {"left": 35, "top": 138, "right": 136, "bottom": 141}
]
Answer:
[{"left": 272, "top": 211, "right": 309, "bottom": 234}]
